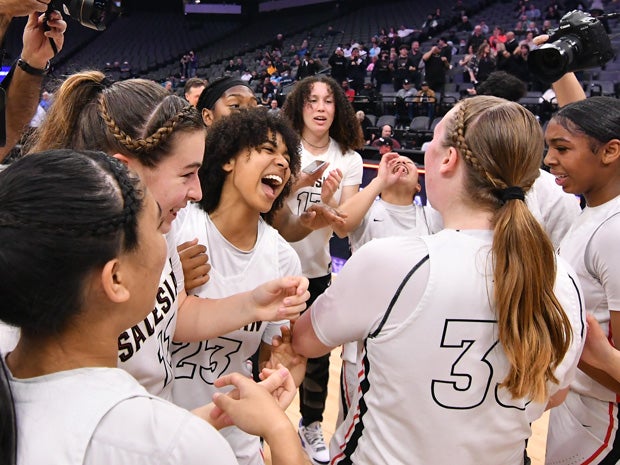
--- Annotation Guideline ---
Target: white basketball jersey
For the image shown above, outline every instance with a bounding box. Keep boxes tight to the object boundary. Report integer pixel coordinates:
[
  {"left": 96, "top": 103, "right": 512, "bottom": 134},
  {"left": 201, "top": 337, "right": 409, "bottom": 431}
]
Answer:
[
  {"left": 329, "top": 230, "right": 585, "bottom": 465},
  {"left": 170, "top": 205, "right": 300, "bottom": 465}
]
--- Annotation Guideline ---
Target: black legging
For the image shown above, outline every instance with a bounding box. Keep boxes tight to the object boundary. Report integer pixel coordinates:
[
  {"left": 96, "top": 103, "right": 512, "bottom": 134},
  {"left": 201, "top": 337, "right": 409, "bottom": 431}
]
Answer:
[{"left": 299, "top": 273, "right": 332, "bottom": 425}]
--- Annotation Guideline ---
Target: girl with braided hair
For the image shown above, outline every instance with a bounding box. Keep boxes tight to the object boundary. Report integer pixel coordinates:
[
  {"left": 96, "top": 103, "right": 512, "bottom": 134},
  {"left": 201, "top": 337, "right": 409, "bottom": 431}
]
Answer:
[
  {"left": 0, "top": 150, "right": 305, "bottom": 465},
  {"left": 13, "top": 71, "right": 310, "bottom": 405},
  {"left": 292, "top": 96, "right": 585, "bottom": 464}
]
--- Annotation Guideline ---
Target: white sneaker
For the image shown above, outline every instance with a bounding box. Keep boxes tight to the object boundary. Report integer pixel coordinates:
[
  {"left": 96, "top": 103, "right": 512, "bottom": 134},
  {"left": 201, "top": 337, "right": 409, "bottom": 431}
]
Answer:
[{"left": 298, "top": 420, "right": 330, "bottom": 465}]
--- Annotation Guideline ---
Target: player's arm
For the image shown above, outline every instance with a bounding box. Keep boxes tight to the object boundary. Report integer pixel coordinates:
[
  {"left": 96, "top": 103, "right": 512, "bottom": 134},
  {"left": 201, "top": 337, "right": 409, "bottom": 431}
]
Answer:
[
  {"left": 332, "top": 153, "right": 399, "bottom": 238},
  {"left": 174, "top": 276, "right": 309, "bottom": 342},
  {"left": 291, "top": 309, "right": 334, "bottom": 358}
]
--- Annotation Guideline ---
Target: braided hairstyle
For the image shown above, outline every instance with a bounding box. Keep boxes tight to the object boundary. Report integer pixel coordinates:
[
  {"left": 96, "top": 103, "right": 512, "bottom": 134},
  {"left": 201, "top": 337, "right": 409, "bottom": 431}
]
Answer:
[
  {"left": 443, "top": 96, "right": 572, "bottom": 402},
  {"left": 0, "top": 149, "right": 144, "bottom": 336},
  {"left": 27, "top": 71, "right": 205, "bottom": 168}
]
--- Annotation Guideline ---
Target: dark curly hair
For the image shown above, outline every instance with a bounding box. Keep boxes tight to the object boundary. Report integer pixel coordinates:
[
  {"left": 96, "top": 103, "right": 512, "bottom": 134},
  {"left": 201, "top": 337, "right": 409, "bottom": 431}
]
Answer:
[
  {"left": 282, "top": 75, "right": 364, "bottom": 154},
  {"left": 198, "top": 107, "right": 301, "bottom": 224}
]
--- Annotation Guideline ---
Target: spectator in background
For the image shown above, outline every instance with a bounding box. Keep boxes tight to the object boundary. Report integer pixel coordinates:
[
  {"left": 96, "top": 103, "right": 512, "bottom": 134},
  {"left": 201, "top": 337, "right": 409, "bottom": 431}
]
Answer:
[
  {"left": 347, "top": 47, "right": 367, "bottom": 94},
  {"left": 466, "top": 25, "right": 487, "bottom": 54},
  {"left": 341, "top": 79, "right": 355, "bottom": 102},
  {"left": 267, "top": 98, "right": 281, "bottom": 116},
  {"left": 372, "top": 124, "right": 402, "bottom": 149},
  {"left": 184, "top": 77, "right": 207, "bottom": 107},
  {"left": 422, "top": 38, "right": 451, "bottom": 96},
  {"left": 188, "top": 51, "right": 198, "bottom": 78},
  {"left": 328, "top": 47, "right": 348, "bottom": 84},
  {"left": 393, "top": 44, "right": 417, "bottom": 92},
  {"left": 371, "top": 50, "right": 392, "bottom": 91},
  {"left": 456, "top": 15, "right": 473, "bottom": 32}
]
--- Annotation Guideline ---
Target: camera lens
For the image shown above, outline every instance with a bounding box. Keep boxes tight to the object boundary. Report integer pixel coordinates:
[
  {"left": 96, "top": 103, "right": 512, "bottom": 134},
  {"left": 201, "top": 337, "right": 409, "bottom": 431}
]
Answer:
[
  {"left": 64, "top": 0, "right": 109, "bottom": 31},
  {"left": 529, "top": 36, "right": 580, "bottom": 82}
]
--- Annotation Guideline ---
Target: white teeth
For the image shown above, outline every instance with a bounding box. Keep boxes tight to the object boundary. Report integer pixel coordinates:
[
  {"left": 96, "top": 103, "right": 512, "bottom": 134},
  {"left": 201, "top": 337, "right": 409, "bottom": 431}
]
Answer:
[{"left": 263, "top": 174, "right": 283, "bottom": 185}]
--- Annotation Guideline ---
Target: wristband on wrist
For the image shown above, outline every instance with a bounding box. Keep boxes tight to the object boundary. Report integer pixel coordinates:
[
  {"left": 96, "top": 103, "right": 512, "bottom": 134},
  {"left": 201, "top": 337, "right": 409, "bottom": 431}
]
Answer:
[{"left": 16, "top": 58, "right": 50, "bottom": 76}]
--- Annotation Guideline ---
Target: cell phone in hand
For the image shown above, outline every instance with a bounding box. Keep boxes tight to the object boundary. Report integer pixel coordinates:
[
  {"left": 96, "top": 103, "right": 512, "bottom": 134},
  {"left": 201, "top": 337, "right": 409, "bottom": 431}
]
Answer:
[{"left": 302, "top": 159, "right": 327, "bottom": 175}]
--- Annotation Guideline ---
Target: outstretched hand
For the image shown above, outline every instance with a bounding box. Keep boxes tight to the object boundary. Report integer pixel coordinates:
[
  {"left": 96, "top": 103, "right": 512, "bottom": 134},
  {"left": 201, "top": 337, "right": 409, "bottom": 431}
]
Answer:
[
  {"left": 251, "top": 275, "right": 310, "bottom": 322},
  {"left": 178, "top": 238, "right": 211, "bottom": 292},
  {"left": 299, "top": 203, "right": 347, "bottom": 231}
]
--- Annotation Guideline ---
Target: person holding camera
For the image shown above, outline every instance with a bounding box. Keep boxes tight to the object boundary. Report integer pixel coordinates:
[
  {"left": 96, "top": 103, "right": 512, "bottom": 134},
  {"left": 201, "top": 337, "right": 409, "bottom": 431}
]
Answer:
[{"left": 0, "top": 1, "right": 66, "bottom": 162}]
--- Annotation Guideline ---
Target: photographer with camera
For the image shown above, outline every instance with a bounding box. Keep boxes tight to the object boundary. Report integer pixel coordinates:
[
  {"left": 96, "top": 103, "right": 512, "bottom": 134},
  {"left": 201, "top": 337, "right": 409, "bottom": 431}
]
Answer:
[
  {"left": 0, "top": 1, "right": 66, "bottom": 162},
  {"left": 529, "top": 14, "right": 620, "bottom": 465}
]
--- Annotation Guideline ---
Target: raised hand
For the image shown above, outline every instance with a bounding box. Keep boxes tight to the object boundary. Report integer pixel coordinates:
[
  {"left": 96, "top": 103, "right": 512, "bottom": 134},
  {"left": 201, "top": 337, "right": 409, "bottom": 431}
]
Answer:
[{"left": 321, "top": 168, "right": 343, "bottom": 205}]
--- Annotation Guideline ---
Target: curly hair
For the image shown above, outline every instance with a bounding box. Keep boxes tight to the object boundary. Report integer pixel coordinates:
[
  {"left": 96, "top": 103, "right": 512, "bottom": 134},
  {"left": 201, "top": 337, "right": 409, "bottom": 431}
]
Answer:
[
  {"left": 198, "top": 107, "right": 301, "bottom": 224},
  {"left": 282, "top": 75, "right": 364, "bottom": 154}
]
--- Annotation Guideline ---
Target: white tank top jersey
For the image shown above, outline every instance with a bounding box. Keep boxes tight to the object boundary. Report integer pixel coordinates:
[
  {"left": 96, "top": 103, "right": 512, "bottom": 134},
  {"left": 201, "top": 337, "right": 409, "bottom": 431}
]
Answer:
[
  {"left": 309, "top": 230, "right": 585, "bottom": 465},
  {"left": 7, "top": 362, "right": 238, "bottom": 465},
  {"left": 286, "top": 138, "right": 363, "bottom": 278},
  {"left": 169, "top": 205, "right": 301, "bottom": 465},
  {"left": 348, "top": 199, "right": 432, "bottom": 254},
  {"left": 117, "top": 231, "right": 183, "bottom": 401},
  {"left": 546, "top": 195, "right": 620, "bottom": 465}
]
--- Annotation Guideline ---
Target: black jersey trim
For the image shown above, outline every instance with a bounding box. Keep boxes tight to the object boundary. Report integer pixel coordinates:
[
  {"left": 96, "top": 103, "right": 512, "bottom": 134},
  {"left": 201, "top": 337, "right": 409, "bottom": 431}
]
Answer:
[
  {"left": 369, "top": 254, "right": 429, "bottom": 338},
  {"left": 567, "top": 273, "right": 585, "bottom": 339}
]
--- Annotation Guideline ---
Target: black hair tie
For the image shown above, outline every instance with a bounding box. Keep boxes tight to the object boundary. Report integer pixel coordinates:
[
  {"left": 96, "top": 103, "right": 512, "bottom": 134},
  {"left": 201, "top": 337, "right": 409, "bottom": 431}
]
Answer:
[{"left": 499, "top": 186, "right": 525, "bottom": 203}]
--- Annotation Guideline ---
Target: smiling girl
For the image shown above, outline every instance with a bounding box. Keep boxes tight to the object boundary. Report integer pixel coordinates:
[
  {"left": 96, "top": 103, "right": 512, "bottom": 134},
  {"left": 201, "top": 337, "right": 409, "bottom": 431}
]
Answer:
[
  {"left": 170, "top": 107, "right": 303, "bottom": 465},
  {"left": 20, "top": 71, "right": 309, "bottom": 403},
  {"left": 543, "top": 96, "right": 620, "bottom": 465}
]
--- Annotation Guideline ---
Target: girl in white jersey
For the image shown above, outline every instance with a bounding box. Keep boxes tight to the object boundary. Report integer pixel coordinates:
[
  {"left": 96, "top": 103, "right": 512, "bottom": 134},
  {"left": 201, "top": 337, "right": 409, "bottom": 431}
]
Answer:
[
  {"left": 170, "top": 108, "right": 305, "bottom": 465},
  {"left": 542, "top": 95, "right": 620, "bottom": 465},
  {"left": 273, "top": 75, "right": 365, "bottom": 465},
  {"left": 292, "top": 96, "right": 586, "bottom": 465},
  {"left": 334, "top": 153, "right": 435, "bottom": 422},
  {"left": 0, "top": 150, "right": 306, "bottom": 465},
  {"left": 25, "top": 71, "right": 310, "bottom": 402}
]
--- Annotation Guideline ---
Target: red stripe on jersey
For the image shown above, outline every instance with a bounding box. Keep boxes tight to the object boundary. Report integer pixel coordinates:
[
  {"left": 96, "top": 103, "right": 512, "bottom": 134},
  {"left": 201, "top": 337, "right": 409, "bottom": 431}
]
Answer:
[{"left": 582, "top": 402, "right": 617, "bottom": 464}]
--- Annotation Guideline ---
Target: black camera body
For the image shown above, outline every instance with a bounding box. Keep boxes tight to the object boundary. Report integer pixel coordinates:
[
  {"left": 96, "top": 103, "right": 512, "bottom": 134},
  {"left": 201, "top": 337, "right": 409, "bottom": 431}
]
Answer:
[
  {"left": 529, "top": 10, "right": 614, "bottom": 82},
  {"left": 48, "top": 0, "right": 110, "bottom": 31}
]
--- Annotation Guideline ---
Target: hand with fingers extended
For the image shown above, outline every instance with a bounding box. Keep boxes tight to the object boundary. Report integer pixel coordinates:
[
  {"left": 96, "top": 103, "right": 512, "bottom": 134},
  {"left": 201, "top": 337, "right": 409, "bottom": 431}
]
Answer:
[
  {"left": 299, "top": 203, "right": 347, "bottom": 231},
  {"left": 267, "top": 324, "right": 307, "bottom": 387},
  {"left": 250, "top": 275, "right": 310, "bottom": 322},
  {"left": 321, "top": 168, "right": 343, "bottom": 205},
  {"left": 376, "top": 152, "right": 404, "bottom": 187},
  {"left": 178, "top": 238, "right": 211, "bottom": 292},
  {"left": 581, "top": 313, "right": 619, "bottom": 373}
]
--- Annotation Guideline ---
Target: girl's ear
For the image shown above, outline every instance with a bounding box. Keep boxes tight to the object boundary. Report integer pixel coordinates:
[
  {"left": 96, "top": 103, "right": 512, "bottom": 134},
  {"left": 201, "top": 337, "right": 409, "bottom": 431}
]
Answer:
[
  {"left": 100, "top": 259, "right": 130, "bottom": 304},
  {"left": 222, "top": 158, "right": 235, "bottom": 173},
  {"left": 601, "top": 139, "right": 620, "bottom": 166}
]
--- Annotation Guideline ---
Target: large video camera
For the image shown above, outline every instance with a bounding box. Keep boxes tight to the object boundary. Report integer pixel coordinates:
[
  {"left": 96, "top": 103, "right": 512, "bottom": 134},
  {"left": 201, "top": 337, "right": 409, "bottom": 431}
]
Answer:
[
  {"left": 529, "top": 10, "right": 615, "bottom": 83},
  {"left": 48, "top": 0, "right": 111, "bottom": 31}
]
